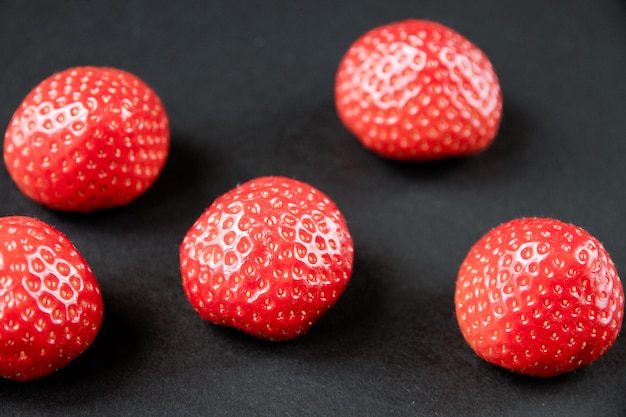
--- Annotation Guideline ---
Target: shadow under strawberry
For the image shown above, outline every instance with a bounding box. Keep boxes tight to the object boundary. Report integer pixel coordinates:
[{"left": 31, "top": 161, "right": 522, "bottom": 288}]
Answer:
[
  {"left": 381, "top": 96, "right": 536, "bottom": 184},
  {"left": 0, "top": 290, "right": 146, "bottom": 407},
  {"left": 43, "top": 130, "right": 212, "bottom": 235},
  {"left": 197, "top": 245, "right": 384, "bottom": 359}
]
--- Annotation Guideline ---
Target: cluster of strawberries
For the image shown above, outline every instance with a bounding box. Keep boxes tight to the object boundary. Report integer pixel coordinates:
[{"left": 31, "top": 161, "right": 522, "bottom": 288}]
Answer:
[{"left": 0, "top": 19, "right": 622, "bottom": 381}]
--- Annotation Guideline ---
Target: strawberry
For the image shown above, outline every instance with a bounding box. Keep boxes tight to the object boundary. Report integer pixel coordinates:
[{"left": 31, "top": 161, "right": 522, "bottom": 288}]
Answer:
[
  {"left": 179, "top": 176, "right": 354, "bottom": 341},
  {"left": 335, "top": 19, "right": 502, "bottom": 160},
  {"left": 3, "top": 66, "right": 170, "bottom": 212},
  {"left": 0, "top": 216, "right": 103, "bottom": 381},
  {"left": 455, "top": 217, "right": 624, "bottom": 377}
]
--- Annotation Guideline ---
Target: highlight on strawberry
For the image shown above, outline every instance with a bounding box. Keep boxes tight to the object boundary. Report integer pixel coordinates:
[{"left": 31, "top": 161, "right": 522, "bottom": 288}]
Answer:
[
  {"left": 455, "top": 217, "right": 624, "bottom": 377},
  {"left": 335, "top": 19, "right": 502, "bottom": 160},
  {"left": 180, "top": 176, "right": 354, "bottom": 341},
  {"left": 0, "top": 216, "right": 104, "bottom": 381},
  {"left": 3, "top": 66, "right": 170, "bottom": 211}
]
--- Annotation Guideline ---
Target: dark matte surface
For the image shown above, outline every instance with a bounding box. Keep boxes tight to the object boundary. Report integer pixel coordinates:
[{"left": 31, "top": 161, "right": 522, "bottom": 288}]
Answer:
[{"left": 1, "top": 1, "right": 626, "bottom": 416}]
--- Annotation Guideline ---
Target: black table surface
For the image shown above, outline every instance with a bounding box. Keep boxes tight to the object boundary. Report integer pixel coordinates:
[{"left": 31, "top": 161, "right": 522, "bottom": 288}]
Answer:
[{"left": 1, "top": 1, "right": 626, "bottom": 416}]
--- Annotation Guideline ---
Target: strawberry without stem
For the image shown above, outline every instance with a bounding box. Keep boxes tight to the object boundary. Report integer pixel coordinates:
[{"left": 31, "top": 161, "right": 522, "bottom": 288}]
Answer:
[
  {"left": 455, "top": 218, "right": 624, "bottom": 377},
  {"left": 0, "top": 216, "right": 103, "bottom": 381},
  {"left": 180, "top": 176, "right": 354, "bottom": 341},
  {"left": 335, "top": 19, "right": 502, "bottom": 160},
  {"left": 4, "top": 66, "right": 170, "bottom": 212}
]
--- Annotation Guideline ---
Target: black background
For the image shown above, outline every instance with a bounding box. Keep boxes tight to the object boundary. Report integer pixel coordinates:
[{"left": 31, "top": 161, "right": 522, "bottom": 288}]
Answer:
[{"left": 1, "top": 1, "right": 626, "bottom": 416}]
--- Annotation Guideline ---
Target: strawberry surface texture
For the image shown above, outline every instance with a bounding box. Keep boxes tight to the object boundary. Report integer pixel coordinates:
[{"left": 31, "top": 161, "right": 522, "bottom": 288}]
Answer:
[
  {"left": 455, "top": 217, "right": 624, "bottom": 377},
  {"left": 180, "top": 176, "right": 354, "bottom": 341},
  {"left": 3, "top": 66, "right": 170, "bottom": 211},
  {"left": 335, "top": 19, "right": 502, "bottom": 160},
  {"left": 0, "top": 216, "right": 103, "bottom": 381}
]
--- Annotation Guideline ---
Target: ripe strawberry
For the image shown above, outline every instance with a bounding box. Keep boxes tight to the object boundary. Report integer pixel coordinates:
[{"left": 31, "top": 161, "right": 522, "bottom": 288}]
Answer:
[
  {"left": 455, "top": 217, "right": 624, "bottom": 377},
  {"left": 335, "top": 19, "right": 502, "bottom": 160},
  {"left": 180, "top": 176, "right": 354, "bottom": 341},
  {"left": 0, "top": 216, "right": 104, "bottom": 381},
  {"left": 3, "top": 66, "right": 170, "bottom": 211}
]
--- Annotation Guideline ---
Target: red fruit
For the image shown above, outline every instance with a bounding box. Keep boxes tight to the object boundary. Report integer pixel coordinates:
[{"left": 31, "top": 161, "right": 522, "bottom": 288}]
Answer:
[
  {"left": 0, "top": 216, "right": 104, "bottom": 381},
  {"left": 4, "top": 66, "right": 170, "bottom": 211},
  {"left": 335, "top": 19, "right": 502, "bottom": 160},
  {"left": 455, "top": 217, "right": 624, "bottom": 377},
  {"left": 180, "top": 176, "right": 354, "bottom": 341}
]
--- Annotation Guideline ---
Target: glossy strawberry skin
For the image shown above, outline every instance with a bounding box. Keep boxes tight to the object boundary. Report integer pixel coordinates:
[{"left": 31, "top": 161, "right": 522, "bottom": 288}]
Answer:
[
  {"left": 335, "top": 19, "right": 502, "bottom": 160},
  {"left": 4, "top": 66, "right": 170, "bottom": 212},
  {"left": 0, "top": 216, "right": 104, "bottom": 381},
  {"left": 180, "top": 176, "right": 354, "bottom": 341},
  {"left": 455, "top": 218, "right": 624, "bottom": 377}
]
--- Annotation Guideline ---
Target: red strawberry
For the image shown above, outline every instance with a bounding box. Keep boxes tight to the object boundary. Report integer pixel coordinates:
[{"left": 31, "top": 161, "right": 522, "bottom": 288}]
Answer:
[
  {"left": 335, "top": 19, "right": 502, "bottom": 160},
  {"left": 0, "top": 216, "right": 104, "bottom": 381},
  {"left": 455, "top": 217, "right": 624, "bottom": 377},
  {"left": 4, "top": 66, "right": 170, "bottom": 211},
  {"left": 180, "top": 176, "right": 354, "bottom": 341}
]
